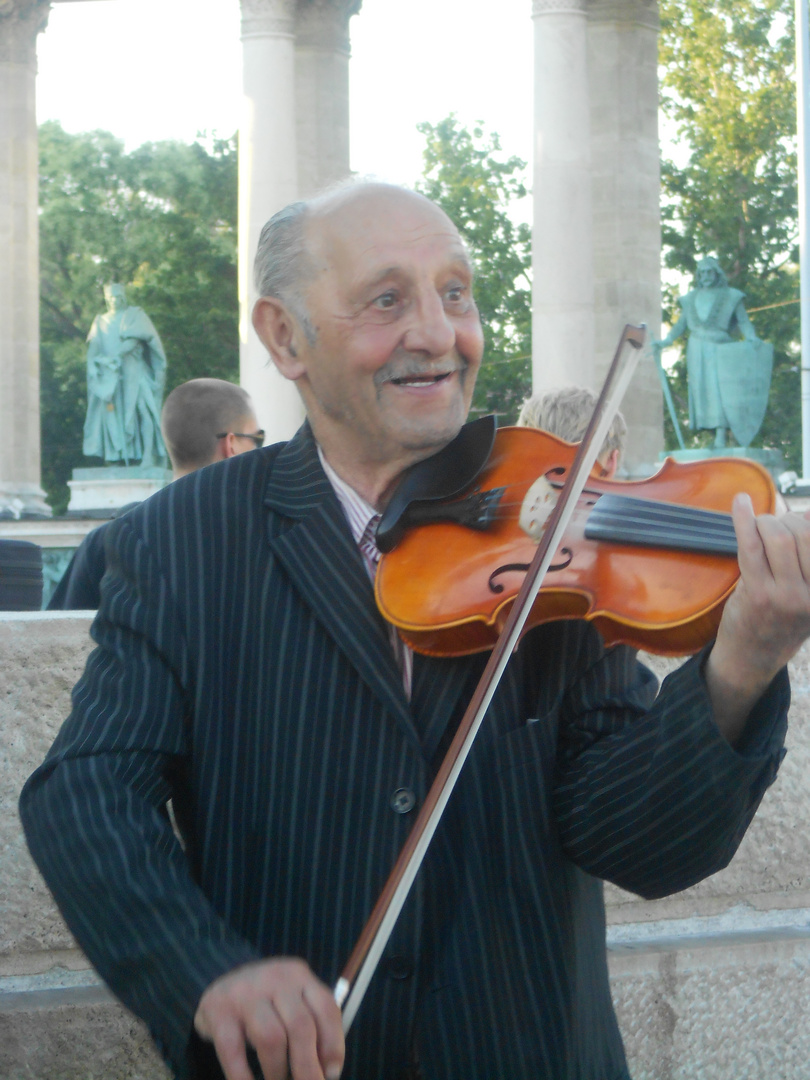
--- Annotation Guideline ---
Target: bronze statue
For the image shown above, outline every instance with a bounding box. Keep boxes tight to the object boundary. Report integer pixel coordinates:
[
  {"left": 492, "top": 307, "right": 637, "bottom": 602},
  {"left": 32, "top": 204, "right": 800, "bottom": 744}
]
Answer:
[
  {"left": 83, "top": 283, "right": 168, "bottom": 466},
  {"left": 653, "top": 257, "right": 773, "bottom": 448}
]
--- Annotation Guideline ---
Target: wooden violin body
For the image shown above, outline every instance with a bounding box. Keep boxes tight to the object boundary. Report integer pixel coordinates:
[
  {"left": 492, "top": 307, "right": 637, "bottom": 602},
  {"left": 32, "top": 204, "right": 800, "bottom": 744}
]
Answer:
[{"left": 375, "top": 426, "right": 776, "bottom": 658}]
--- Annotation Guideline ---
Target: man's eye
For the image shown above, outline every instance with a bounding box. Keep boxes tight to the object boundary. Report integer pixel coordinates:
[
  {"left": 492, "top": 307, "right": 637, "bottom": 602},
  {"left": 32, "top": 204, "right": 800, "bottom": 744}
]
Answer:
[
  {"left": 445, "top": 285, "right": 469, "bottom": 305},
  {"left": 373, "top": 291, "right": 398, "bottom": 310}
]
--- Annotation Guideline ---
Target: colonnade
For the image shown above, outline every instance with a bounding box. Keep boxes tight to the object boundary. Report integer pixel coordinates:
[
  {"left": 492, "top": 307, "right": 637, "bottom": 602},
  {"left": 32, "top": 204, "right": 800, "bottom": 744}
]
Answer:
[{"left": 0, "top": 0, "right": 664, "bottom": 518}]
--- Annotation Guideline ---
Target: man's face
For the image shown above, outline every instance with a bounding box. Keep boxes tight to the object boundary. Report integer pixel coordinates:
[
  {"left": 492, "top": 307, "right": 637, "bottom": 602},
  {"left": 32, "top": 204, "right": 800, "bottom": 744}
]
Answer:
[
  {"left": 697, "top": 266, "right": 717, "bottom": 288},
  {"left": 105, "top": 285, "right": 126, "bottom": 312},
  {"left": 285, "top": 189, "right": 484, "bottom": 468}
]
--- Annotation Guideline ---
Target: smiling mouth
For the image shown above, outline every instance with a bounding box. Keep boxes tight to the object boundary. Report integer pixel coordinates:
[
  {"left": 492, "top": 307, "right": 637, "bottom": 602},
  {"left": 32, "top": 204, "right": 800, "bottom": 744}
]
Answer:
[{"left": 389, "top": 371, "right": 455, "bottom": 388}]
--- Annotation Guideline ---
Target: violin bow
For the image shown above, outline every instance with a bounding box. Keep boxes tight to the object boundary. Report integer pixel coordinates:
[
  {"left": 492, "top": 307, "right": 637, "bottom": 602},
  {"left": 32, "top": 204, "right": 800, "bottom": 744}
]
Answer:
[{"left": 334, "top": 324, "right": 647, "bottom": 1032}]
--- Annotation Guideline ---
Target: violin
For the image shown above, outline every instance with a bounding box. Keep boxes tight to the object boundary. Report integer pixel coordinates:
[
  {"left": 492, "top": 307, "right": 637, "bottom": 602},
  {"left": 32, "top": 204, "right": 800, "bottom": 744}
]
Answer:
[{"left": 375, "top": 424, "right": 777, "bottom": 658}]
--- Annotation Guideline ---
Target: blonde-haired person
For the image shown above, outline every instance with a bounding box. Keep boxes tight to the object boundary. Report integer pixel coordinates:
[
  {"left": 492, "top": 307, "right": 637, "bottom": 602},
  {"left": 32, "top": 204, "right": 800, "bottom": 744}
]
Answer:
[{"left": 517, "top": 385, "right": 627, "bottom": 478}]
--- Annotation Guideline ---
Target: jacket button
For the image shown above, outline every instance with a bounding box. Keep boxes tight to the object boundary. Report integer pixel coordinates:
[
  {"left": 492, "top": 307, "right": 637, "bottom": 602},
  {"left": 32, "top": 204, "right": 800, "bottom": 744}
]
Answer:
[
  {"left": 386, "top": 954, "right": 414, "bottom": 980},
  {"left": 390, "top": 787, "right": 416, "bottom": 814}
]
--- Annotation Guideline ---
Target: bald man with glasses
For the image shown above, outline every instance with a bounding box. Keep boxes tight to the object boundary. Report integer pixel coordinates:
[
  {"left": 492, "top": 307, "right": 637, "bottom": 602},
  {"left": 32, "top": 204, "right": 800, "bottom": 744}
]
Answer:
[{"left": 48, "top": 378, "right": 262, "bottom": 610}]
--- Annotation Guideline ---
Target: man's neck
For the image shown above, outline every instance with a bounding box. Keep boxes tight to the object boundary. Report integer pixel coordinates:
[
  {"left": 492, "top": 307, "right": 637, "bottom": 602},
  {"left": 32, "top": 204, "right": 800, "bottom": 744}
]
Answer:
[
  {"left": 315, "top": 447, "right": 405, "bottom": 511},
  {"left": 310, "top": 423, "right": 457, "bottom": 511}
]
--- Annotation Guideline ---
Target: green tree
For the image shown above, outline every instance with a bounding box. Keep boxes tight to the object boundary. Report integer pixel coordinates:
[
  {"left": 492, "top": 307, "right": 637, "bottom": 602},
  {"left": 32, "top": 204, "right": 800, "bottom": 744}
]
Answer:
[
  {"left": 416, "top": 116, "right": 532, "bottom": 422},
  {"left": 39, "top": 122, "right": 239, "bottom": 512},
  {"left": 658, "top": 0, "right": 799, "bottom": 463}
]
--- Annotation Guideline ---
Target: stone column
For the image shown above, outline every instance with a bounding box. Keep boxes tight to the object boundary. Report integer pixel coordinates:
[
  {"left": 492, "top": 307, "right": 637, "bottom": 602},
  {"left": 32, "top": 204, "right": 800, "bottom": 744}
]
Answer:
[
  {"left": 239, "top": 0, "right": 360, "bottom": 444},
  {"left": 587, "top": 0, "right": 662, "bottom": 474},
  {"left": 294, "top": 0, "right": 359, "bottom": 198},
  {"left": 0, "top": 0, "right": 52, "bottom": 517},
  {"left": 239, "top": 0, "right": 303, "bottom": 442},
  {"left": 531, "top": 0, "right": 594, "bottom": 391}
]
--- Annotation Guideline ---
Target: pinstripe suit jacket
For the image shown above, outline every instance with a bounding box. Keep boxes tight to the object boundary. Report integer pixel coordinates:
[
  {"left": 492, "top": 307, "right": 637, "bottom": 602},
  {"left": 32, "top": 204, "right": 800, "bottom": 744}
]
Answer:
[{"left": 20, "top": 423, "right": 789, "bottom": 1080}]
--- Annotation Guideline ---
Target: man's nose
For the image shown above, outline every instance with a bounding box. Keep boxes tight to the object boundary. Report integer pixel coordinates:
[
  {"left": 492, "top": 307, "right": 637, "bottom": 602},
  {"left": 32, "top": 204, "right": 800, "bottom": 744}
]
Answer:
[{"left": 401, "top": 291, "right": 456, "bottom": 356}]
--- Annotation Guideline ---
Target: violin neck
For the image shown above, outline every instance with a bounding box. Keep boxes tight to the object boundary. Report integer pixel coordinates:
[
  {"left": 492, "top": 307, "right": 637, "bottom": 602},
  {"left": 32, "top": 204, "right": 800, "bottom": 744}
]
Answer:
[{"left": 584, "top": 493, "right": 738, "bottom": 557}]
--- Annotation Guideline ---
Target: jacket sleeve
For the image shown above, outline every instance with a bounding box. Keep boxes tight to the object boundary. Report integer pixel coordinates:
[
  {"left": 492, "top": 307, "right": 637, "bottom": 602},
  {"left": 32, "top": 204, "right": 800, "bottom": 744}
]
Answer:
[
  {"left": 552, "top": 642, "right": 788, "bottom": 899},
  {"left": 20, "top": 512, "right": 259, "bottom": 1077},
  {"left": 46, "top": 525, "right": 107, "bottom": 610}
]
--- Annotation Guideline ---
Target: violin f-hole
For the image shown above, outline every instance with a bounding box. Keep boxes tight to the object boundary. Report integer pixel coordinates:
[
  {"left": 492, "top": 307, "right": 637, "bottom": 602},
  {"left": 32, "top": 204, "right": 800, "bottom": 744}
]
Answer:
[{"left": 489, "top": 548, "right": 575, "bottom": 594}]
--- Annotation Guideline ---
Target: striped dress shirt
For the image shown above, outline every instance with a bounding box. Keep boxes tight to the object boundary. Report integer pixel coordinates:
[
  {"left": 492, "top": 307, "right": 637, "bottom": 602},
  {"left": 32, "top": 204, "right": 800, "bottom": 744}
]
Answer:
[{"left": 318, "top": 446, "right": 413, "bottom": 698}]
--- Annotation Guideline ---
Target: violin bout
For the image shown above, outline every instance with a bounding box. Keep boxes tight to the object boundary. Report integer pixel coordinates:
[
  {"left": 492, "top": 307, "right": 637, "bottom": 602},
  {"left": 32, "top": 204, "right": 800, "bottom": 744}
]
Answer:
[{"left": 375, "top": 427, "right": 776, "bottom": 658}]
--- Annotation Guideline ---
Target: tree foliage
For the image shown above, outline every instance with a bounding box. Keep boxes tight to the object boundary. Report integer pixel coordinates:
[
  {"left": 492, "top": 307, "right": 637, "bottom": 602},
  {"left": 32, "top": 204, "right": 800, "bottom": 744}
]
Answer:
[
  {"left": 658, "top": 0, "right": 799, "bottom": 463},
  {"left": 39, "top": 121, "right": 238, "bottom": 512},
  {"left": 416, "top": 116, "right": 532, "bottom": 422}
]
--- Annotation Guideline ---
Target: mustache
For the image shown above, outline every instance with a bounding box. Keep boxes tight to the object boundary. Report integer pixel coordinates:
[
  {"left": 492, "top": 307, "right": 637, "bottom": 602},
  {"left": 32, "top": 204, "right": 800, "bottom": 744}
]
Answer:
[{"left": 373, "top": 354, "right": 470, "bottom": 388}]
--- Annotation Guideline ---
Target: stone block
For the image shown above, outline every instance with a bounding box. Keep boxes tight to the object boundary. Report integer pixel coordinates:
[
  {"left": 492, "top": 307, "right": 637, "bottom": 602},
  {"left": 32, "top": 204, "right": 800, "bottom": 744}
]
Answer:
[
  {"left": 0, "top": 613, "right": 95, "bottom": 961},
  {"left": 607, "top": 643, "right": 810, "bottom": 923},
  {"left": 610, "top": 936, "right": 810, "bottom": 1080},
  {"left": 66, "top": 467, "right": 170, "bottom": 517},
  {"left": 0, "top": 995, "right": 169, "bottom": 1080}
]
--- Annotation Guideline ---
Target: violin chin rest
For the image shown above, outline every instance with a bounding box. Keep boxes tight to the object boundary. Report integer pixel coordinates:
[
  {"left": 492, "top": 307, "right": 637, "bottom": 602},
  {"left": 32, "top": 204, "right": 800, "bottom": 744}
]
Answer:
[{"left": 376, "top": 414, "right": 498, "bottom": 553}]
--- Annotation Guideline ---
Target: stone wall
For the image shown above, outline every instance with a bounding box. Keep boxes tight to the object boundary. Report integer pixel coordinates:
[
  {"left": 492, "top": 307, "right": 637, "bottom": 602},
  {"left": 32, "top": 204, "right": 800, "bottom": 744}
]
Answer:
[
  {"left": 608, "top": 648, "right": 810, "bottom": 1078},
  {"left": 0, "top": 613, "right": 168, "bottom": 1080},
  {"left": 2, "top": 612, "right": 809, "bottom": 1077}
]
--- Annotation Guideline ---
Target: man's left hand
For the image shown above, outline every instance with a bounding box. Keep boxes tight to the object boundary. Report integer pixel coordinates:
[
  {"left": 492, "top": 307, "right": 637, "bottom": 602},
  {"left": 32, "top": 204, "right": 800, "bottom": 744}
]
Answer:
[{"left": 705, "top": 493, "right": 810, "bottom": 744}]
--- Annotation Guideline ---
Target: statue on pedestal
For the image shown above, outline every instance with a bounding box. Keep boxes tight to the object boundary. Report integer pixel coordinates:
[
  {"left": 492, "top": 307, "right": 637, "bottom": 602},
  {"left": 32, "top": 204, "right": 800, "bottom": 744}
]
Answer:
[
  {"left": 83, "top": 283, "right": 168, "bottom": 467},
  {"left": 653, "top": 257, "right": 773, "bottom": 449}
]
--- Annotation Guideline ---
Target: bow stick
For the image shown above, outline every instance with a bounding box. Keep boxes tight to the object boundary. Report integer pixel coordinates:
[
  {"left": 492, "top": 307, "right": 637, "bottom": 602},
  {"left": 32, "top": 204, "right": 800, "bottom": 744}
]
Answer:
[{"left": 334, "top": 324, "right": 647, "bottom": 1032}]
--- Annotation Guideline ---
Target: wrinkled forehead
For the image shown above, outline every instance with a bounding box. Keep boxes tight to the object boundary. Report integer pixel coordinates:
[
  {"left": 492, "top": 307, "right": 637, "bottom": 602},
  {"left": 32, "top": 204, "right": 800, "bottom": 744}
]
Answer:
[{"left": 307, "top": 188, "right": 471, "bottom": 286}]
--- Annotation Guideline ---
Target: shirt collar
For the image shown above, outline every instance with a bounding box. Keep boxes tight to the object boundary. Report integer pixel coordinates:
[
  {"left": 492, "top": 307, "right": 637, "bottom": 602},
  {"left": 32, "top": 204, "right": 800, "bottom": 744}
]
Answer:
[{"left": 317, "top": 445, "right": 379, "bottom": 547}]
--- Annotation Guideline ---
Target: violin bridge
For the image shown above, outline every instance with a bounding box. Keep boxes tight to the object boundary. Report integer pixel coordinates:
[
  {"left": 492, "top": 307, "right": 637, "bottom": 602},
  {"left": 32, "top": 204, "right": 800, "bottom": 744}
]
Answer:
[{"left": 519, "top": 476, "right": 556, "bottom": 543}]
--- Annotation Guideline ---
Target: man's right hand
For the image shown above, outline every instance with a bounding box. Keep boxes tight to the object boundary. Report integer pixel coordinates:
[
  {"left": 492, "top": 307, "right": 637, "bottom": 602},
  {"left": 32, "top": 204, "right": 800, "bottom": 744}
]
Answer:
[{"left": 193, "top": 958, "right": 344, "bottom": 1080}]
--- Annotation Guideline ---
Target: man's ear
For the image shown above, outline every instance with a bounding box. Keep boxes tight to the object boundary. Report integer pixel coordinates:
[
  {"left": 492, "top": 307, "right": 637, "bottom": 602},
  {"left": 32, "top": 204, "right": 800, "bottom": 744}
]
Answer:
[
  {"left": 603, "top": 447, "right": 620, "bottom": 478},
  {"left": 220, "top": 433, "right": 239, "bottom": 460},
  {"left": 252, "top": 297, "right": 306, "bottom": 380}
]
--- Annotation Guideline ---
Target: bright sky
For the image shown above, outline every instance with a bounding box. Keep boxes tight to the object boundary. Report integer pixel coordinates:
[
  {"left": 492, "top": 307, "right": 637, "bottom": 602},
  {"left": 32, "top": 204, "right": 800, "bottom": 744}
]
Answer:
[{"left": 36, "top": 0, "right": 535, "bottom": 190}]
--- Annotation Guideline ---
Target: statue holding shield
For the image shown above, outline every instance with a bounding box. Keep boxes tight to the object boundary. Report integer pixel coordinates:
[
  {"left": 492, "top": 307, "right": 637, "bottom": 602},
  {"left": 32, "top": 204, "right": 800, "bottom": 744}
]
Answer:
[{"left": 653, "top": 257, "right": 773, "bottom": 449}]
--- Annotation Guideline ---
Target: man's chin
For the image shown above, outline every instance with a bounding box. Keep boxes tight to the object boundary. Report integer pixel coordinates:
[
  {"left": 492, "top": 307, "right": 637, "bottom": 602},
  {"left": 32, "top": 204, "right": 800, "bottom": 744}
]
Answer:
[{"left": 396, "top": 415, "right": 469, "bottom": 460}]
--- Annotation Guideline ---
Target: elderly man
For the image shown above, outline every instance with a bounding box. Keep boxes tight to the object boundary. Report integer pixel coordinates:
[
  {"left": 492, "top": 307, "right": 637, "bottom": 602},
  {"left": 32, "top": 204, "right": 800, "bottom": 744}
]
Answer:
[{"left": 21, "top": 183, "right": 810, "bottom": 1080}]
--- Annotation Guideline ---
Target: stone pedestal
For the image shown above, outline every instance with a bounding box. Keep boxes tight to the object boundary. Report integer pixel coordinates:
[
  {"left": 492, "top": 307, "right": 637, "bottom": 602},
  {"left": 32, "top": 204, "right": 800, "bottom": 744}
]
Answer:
[
  {"left": 0, "top": 0, "right": 52, "bottom": 518},
  {"left": 660, "top": 446, "right": 786, "bottom": 485},
  {"left": 65, "top": 466, "right": 172, "bottom": 518}
]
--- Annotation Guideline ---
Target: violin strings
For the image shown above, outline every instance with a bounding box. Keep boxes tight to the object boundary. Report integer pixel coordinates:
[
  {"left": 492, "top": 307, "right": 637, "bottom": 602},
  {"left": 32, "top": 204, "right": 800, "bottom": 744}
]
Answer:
[
  {"left": 463, "top": 485, "right": 738, "bottom": 558},
  {"left": 584, "top": 494, "right": 737, "bottom": 556}
]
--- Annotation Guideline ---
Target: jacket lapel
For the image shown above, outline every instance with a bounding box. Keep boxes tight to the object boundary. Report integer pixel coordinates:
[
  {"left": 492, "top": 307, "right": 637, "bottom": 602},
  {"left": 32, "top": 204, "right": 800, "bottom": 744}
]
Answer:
[
  {"left": 263, "top": 425, "right": 421, "bottom": 749},
  {"left": 410, "top": 651, "right": 487, "bottom": 766}
]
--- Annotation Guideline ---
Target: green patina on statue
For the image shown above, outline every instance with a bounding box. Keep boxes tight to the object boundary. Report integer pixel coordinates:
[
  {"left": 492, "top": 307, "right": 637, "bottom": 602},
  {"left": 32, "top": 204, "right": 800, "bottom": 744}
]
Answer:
[
  {"left": 653, "top": 257, "right": 773, "bottom": 449},
  {"left": 83, "top": 283, "right": 168, "bottom": 467}
]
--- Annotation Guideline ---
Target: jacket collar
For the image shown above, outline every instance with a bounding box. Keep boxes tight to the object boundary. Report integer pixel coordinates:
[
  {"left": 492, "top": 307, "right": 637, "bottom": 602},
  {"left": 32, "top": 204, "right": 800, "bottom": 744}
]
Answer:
[
  {"left": 263, "top": 424, "right": 474, "bottom": 760},
  {"left": 264, "top": 424, "right": 420, "bottom": 748}
]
